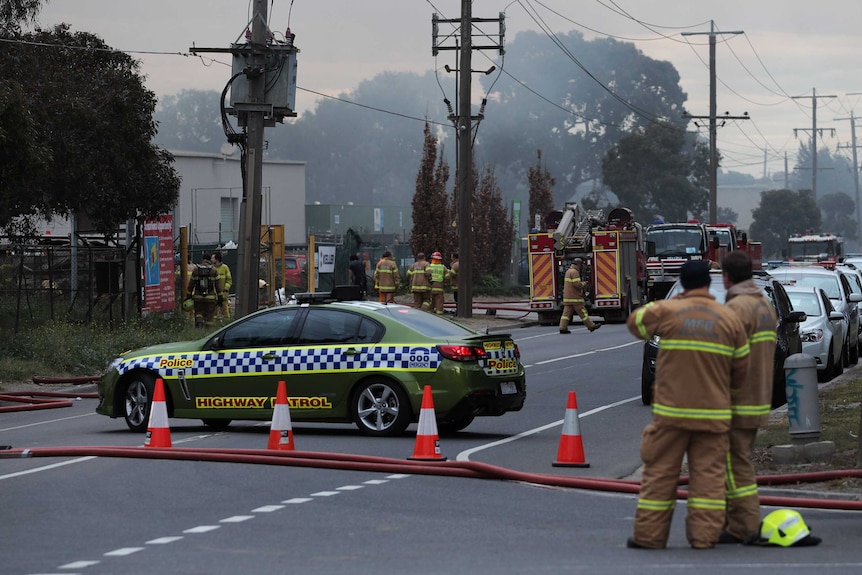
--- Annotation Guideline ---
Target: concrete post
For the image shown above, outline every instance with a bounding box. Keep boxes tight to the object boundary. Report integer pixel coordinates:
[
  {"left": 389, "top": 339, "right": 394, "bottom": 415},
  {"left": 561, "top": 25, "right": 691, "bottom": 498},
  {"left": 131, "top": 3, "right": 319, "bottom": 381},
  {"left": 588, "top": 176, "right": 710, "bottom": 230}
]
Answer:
[{"left": 784, "top": 353, "right": 820, "bottom": 443}]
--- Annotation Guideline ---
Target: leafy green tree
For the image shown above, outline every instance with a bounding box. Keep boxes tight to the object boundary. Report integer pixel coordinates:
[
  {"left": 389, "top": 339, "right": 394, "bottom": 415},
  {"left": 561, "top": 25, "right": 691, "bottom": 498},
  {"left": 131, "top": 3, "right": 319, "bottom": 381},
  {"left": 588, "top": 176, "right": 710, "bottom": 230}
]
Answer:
[
  {"left": 472, "top": 165, "right": 511, "bottom": 278},
  {"left": 478, "top": 30, "right": 688, "bottom": 207},
  {"left": 153, "top": 89, "right": 226, "bottom": 153},
  {"left": 410, "top": 122, "right": 451, "bottom": 258},
  {"left": 791, "top": 143, "right": 855, "bottom": 201},
  {"left": 0, "top": 0, "right": 40, "bottom": 34},
  {"left": 527, "top": 149, "right": 555, "bottom": 230},
  {"left": 601, "top": 122, "right": 708, "bottom": 223},
  {"left": 0, "top": 22, "right": 180, "bottom": 233},
  {"left": 717, "top": 206, "right": 739, "bottom": 225},
  {"left": 749, "top": 189, "right": 821, "bottom": 259},
  {"left": 819, "top": 192, "right": 857, "bottom": 241}
]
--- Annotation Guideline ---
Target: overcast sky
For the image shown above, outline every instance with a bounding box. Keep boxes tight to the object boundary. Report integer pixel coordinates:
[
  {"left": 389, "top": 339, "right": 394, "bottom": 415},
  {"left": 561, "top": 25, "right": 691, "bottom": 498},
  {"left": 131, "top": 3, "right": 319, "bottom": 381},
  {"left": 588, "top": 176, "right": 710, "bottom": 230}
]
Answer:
[{"left": 36, "top": 0, "right": 862, "bottom": 179}]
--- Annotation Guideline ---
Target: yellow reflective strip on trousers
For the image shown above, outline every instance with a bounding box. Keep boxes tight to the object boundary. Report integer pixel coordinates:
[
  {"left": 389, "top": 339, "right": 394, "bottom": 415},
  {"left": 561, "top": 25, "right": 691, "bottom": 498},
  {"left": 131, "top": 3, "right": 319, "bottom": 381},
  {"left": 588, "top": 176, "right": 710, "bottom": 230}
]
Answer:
[
  {"left": 731, "top": 403, "right": 770, "bottom": 416},
  {"left": 562, "top": 298, "right": 584, "bottom": 303},
  {"left": 652, "top": 402, "right": 731, "bottom": 420},
  {"left": 637, "top": 498, "right": 675, "bottom": 511},
  {"left": 687, "top": 497, "right": 725, "bottom": 510},
  {"left": 726, "top": 483, "right": 758, "bottom": 500}
]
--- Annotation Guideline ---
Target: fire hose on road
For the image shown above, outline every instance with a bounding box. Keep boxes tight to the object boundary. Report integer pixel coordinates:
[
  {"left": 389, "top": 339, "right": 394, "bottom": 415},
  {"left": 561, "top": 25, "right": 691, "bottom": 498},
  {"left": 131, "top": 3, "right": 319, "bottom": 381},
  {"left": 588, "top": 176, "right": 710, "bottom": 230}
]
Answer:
[{"left": 2, "top": 445, "right": 861, "bottom": 511}]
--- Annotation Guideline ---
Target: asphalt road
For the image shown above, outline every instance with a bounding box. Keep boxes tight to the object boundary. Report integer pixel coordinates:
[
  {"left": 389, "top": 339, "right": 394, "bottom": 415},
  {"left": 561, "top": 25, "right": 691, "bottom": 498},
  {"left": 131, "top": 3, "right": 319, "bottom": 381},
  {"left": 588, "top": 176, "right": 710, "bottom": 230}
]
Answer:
[{"left": 2, "top": 322, "right": 861, "bottom": 574}]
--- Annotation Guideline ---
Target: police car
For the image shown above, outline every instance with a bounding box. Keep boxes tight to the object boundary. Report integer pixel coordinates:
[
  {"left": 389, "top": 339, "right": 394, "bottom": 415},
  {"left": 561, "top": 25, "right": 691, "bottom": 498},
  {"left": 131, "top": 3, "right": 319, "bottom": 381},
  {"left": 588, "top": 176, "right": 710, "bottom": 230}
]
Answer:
[{"left": 96, "top": 288, "right": 526, "bottom": 436}]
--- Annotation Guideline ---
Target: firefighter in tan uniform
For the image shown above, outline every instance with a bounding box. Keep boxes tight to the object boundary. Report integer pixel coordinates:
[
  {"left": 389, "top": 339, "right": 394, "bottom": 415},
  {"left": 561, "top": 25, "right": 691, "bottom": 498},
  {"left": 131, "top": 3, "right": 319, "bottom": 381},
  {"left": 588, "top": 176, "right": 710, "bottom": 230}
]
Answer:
[
  {"left": 426, "top": 252, "right": 450, "bottom": 315},
  {"left": 559, "top": 258, "right": 601, "bottom": 333},
  {"left": 625, "top": 260, "right": 749, "bottom": 550},
  {"left": 719, "top": 251, "right": 777, "bottom": 544},
  {"left": 186, "top": 258, "right": 225, "bottom": 329},
  {"left": 407, "top": 252, "right": 432, "bottom": 310},
  {"left": 373, "top": 250, "right": 400, "bottom": 304}
]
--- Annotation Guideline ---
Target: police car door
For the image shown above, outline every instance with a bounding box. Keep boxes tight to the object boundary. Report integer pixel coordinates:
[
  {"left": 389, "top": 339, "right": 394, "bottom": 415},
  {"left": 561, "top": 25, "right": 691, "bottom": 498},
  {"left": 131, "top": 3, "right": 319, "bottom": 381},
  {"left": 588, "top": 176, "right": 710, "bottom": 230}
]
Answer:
[{"left": 186, "top": 308, "right": 300, "bottom": 420}]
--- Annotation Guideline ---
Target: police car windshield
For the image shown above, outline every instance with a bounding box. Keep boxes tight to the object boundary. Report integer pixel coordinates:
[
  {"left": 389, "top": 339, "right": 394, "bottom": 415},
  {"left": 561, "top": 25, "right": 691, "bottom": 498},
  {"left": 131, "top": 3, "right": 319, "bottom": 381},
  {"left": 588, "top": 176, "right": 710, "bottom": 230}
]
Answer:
[{"left": 374, "top": 306, "right": 478, "bottom": 337}]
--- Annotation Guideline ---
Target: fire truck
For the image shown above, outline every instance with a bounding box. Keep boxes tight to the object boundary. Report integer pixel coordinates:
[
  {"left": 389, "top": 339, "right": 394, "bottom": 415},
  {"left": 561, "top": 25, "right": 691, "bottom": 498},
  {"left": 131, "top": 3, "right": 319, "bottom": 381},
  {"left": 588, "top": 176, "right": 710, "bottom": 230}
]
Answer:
[
  {"left": 707, "top": 223, "right": 763, "bottom": 270},
  {"left": 527, "top": 204, "right": 648, "bottom": 325},
  {"left": 786, "top": 232, "right": 844, "bottom": 264}
]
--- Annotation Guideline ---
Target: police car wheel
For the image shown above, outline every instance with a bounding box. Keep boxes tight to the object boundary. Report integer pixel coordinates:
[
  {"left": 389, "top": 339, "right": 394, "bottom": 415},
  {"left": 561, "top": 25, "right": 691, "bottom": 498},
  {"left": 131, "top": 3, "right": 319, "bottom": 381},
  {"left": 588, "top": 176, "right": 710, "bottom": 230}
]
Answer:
[
  {"left": 123, "top": 374, "right": 155, "bottom": 432},
  {"left": 201, "top": 419, "right": 232, "bottom": 430},
  {"left": 351, "top": 378, "right": 412, "bottom": 437}
]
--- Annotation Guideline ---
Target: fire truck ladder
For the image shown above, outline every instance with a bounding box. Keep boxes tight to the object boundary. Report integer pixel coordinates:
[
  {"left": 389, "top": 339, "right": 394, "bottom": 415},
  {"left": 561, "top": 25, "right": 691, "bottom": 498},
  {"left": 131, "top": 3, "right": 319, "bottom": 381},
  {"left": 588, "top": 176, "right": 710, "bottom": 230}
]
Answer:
[{"left": 570, "top": 209, "right": 604, "bottom": 251}]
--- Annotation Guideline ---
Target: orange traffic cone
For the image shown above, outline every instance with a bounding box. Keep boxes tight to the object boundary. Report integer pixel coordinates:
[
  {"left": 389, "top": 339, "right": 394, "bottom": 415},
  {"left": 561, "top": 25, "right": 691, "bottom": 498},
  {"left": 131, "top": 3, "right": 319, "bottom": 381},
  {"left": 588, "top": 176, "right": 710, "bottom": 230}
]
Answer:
[
  {"left": 268, "top": 380, "right": 295, "bottom": 451},
  {"left": 144, "top": 378, "right": 172, "bottom": 448},
  {"left": 552, "top": 391, "right": 589, "bottom": 468},
  {"left": 408, "top": 385, "right": 446, "bottom": 461}
]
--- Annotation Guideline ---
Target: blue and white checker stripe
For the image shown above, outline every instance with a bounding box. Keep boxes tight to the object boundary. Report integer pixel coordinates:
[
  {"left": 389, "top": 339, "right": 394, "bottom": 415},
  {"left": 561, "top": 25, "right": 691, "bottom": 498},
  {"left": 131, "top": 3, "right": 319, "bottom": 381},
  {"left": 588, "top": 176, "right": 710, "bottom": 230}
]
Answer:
[{"left": 118, "top": 345, "right": 442, "bottom": 379}]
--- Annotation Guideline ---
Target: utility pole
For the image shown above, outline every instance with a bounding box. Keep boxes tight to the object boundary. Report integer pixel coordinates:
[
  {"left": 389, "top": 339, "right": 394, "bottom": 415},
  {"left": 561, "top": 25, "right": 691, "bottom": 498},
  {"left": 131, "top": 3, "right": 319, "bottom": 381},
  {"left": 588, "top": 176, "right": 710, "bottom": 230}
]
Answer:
[
  {"left": 793, "top": 88, "right": 836, "bottom": 199},
  {"left": 682, "top": 21, "right": 746, "bottom": 225},
  {"left": 836, "top": 103, "right": 862, "bottom": 244},
  {"left": 432, "top": 5, "right": 504, "bottom": 318},
  {"left": 191, "top": 2, "right": 298, "bottom": 318}
]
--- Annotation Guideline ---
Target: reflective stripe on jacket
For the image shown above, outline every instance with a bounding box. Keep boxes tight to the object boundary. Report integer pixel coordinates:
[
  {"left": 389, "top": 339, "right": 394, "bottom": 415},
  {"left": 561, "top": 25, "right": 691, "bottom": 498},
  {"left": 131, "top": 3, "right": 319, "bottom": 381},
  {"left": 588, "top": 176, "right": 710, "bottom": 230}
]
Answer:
[
  {"left": 408, "top": 260, "right": 431, "bottom": 292},
  {"left": 562, "top": 266, "right": 585, "bottom": 303},
  {"left": 626, "top": 288, "right": 750, "bottom": 432},
  {"left": 374, "top": 258, "right": 400, "bottom": 292},
  {"left": 427, "top": 262, "right": 449, "bottom": 292}
]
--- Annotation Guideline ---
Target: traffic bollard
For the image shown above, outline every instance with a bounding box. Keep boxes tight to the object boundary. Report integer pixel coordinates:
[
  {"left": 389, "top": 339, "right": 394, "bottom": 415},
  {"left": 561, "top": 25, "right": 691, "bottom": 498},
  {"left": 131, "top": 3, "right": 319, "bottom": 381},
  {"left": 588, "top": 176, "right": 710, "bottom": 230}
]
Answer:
[{"left": 783, "top": 353, "right": 820, "bottom": 443}]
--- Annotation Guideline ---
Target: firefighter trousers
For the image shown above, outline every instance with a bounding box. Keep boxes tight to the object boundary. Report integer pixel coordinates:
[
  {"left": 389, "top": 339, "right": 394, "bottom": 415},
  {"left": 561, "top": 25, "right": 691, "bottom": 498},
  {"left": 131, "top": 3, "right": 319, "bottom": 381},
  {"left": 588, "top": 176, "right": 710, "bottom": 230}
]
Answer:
[
  {"left": 724, "top": 427, "right": 761, "bottom": 540},
  {"left": 559, "top": 302, "right": 596, "bottom": 331},
  {"left": 412, "top": 291, "right": 431, "bottom": 310},
  {"left": 632, "top": 423, "right": 728, "bottom": 549}
]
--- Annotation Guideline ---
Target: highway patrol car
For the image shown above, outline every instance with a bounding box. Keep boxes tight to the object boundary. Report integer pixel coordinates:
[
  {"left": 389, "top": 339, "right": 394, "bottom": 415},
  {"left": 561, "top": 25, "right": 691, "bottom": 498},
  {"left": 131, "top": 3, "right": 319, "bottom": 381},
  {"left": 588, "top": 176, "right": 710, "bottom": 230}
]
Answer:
[{"left": 97, "top": 290, "right": 526, "bottom": 436}]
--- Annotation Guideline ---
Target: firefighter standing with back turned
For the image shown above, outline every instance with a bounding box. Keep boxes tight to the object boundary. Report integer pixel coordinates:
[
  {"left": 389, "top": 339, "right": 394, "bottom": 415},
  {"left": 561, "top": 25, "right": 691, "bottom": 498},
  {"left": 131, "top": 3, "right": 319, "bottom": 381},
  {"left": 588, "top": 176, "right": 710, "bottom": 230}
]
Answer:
[
  {"left": 426, "top": 252, "right": 449, "bottom": 315},
  {"left": 559, "top": 258, "right": 601, "bottom": 333},
  {"left": 186, "top": 256, "right": 224, "bottom": 329},
  {"left": 719, "top": 250, "right": 777, "bottom": 544},
  {"left": 374, "top": 250, "right": 400, "bottom": 304},
  {"left": 407, "top": 252, "right": 432, "bottom": 310},
  {"left": 625, "top": 260, "right": 749, "bottom": 550}
]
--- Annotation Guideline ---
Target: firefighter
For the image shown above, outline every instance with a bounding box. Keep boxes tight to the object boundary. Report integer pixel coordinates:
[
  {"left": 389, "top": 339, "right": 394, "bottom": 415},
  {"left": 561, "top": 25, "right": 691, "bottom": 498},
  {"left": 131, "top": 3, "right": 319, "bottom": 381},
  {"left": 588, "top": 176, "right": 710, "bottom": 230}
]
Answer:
[
  {"left": 407, "top": 252, "right": 432, "bottom": 310},
  {"left": 449, "top": 252, "right": 459, "bottom": 306},
  {"left": 211, "top": 251, "right": 232, "bottom": 321},
  {"left": 719, "top": 250, "right": 777, "bottom": 544},
  {"left": 186, "top": 257, "right": 224, "bottom": 329},
  {"left": 426, "top": 251, "right": 449, "bottom": 315},
  {"left": 625, "top": 260, "right": 750, "bottom": 549},
  {"left": 374, "top": 250, "right": 400, "bottom": 304},
  {"left": 558, "top": 258, "right": 601, "bottom": 334}
]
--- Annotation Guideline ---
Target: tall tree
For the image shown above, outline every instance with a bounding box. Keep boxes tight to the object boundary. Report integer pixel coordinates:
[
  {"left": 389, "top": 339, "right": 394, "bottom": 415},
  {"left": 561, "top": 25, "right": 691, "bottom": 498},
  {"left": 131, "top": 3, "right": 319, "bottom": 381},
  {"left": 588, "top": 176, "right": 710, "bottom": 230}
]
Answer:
[
  {"left": 0, "top": 23, "right": 180, "bottom": 233},
  {"left": 410, "top": 122, "right": 451, "bottom": 257},
  {"left": 749, "top": 189, "right": 822, "bottom": 259},
  {"left": 819, "top": 192, "right": 857, "bottom": 241},
  {"left": 153, "top": 89, "right": 226, "bottom": 153},
  {"left": 527, "top": 149, "right": 556, "bottom": 230},
  {"left": 601, "top": 122, "right": 708, "bottom": 224}
]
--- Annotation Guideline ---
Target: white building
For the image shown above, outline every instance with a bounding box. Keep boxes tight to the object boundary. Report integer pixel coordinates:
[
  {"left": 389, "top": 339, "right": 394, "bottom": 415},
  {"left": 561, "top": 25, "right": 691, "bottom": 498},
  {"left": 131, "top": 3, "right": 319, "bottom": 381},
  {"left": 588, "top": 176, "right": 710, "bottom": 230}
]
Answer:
[{"left": 172, "top": 151, "right": 306, "bottom": 246}]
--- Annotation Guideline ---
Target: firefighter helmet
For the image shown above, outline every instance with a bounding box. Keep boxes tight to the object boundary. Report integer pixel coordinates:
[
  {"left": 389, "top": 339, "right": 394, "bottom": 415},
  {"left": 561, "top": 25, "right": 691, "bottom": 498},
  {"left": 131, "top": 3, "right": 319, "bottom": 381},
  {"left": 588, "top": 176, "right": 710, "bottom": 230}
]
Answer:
[
  {"left": 760, "top": 509, "right": 811, "bottom": 547},
  {"left": 573, "top": 258, "right": 584, "bottom": 267},
  {"left": 431, "top": 251, "right": 443, "bottom": 260}
]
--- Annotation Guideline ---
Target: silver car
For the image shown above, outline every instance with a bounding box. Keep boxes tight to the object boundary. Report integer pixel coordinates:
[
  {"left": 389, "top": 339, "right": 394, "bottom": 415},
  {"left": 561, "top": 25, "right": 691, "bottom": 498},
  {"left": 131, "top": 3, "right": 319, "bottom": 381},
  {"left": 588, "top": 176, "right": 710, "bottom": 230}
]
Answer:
[
  {"left": 767, "top": 265, "right": 861, "bottom": 366},
  {"left": 784, "top": 285, "right": 846, "bottom": 381}
]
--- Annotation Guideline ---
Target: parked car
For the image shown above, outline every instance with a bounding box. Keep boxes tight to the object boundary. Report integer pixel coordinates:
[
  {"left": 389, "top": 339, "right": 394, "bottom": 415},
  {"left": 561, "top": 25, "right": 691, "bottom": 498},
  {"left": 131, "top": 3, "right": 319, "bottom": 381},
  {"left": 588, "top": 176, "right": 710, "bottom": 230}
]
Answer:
[
  {"left": 97, "top": 289, "right": 526, "bottom": 436},
  {"left": 284, "top": 253, "right": 307, "bottom": 288},
  {"left": 768, "top": 265, "right": 861, "bottom": 365},
  {"left": 641, "top": 271, "right": 805, "bottom": 407},
  {"left": 783, "top": 285, "right": 847, "bottom": 382}
]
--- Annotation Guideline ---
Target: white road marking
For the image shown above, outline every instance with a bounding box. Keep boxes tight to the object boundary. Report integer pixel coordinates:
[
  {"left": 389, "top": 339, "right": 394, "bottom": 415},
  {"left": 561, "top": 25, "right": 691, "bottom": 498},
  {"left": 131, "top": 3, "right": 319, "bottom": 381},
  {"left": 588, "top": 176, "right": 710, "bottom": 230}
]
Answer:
[
  {"left": 363, "top": 479, "right": 389, "bottom": 485},
  {"left": 456, "top": 396, "right": 641, "bottom": 461},
  {"left": 525, "top": 339, "right": 641, "bottom": 367},
  {"left": 0, "top": 457, "right": 96, "bottom": 481},
  {"left": 220, "top": 515, "right": 255, "bottom": 523},
  {"left": 58, "top": 560, "right": 99, "bottom": 569},
  {"left": 385, "top": 474, "right": 411, "bottom": 479},
  {"left": 337, "top": 485, "right": 364, "bottom": 491},
  {"left": 146, "top": 536, "right": 183, "bottom": 544},
  {"left": 310, "top": 490, "right": 340, "bottom": 496},
  {"left": 282, "top": 497, "right": 313, "bottom": 503},
  {"left": 0, "top": 412, "right": 95, "bottom": 432},
  {"left": 183, "top": 525, "right": 220, "bottom": 533},
  {"left": 103, "top": 548, "right": 143, "bottom": 556},
  {"left": 251, "top": 505, "right": 284, "bottom": 512}
]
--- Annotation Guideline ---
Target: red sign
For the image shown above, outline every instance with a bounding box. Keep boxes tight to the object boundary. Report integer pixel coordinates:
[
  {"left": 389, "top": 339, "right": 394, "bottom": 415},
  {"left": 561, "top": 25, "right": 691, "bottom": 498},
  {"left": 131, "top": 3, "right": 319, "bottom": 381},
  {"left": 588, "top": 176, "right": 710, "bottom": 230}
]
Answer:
[{"left": 142, "top": 215, "right": 175, "bottom": 313}]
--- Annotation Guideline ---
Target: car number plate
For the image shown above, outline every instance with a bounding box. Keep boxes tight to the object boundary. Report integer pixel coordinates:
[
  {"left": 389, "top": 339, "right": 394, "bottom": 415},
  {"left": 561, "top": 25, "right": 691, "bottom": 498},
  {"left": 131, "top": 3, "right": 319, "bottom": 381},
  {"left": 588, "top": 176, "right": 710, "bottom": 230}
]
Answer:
[{"left": 500, "top": 381, "right": 517, "bottom": 395}]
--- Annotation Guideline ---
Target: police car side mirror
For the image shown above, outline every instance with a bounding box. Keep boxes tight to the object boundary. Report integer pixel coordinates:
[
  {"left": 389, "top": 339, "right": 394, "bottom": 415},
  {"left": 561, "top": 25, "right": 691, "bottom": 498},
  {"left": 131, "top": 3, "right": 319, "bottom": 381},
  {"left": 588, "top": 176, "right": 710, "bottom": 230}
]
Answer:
[{"left": 785, "top": 310, "right": 806, "bottom": 323}]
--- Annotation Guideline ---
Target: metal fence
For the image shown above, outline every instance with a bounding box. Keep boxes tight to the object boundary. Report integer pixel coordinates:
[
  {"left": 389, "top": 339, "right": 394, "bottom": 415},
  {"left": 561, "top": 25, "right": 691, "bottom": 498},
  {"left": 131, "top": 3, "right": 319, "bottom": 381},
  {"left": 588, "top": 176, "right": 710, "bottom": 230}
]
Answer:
[{"left": 0, "top": 236, "right": 129, "bottom": 331}]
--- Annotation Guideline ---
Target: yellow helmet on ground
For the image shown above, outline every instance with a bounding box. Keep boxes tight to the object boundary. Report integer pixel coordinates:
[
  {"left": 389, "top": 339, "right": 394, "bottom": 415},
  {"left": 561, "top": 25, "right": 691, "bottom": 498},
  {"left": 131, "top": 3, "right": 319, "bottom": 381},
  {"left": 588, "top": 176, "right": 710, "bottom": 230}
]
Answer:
[
  {"left": 182, "top": 298, "right": 194, "bottom": 312},
  {"left": 760, "top": 509, "right": 816, "bottom": 547}
]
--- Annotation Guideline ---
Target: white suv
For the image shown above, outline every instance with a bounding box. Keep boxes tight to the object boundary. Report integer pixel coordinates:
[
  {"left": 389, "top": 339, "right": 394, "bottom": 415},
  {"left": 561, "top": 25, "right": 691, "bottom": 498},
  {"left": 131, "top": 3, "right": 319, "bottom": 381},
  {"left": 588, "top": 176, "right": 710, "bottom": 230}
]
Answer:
[{"left": 769, "top": 265, "right": 861, "bottom": 365}]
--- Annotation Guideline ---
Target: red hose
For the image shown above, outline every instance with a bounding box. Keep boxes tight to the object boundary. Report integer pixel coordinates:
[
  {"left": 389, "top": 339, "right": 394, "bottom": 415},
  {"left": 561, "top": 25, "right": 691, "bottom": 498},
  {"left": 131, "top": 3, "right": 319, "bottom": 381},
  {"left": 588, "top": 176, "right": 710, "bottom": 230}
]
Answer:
[
  {"left": 2, "top": 446, "right": 860, "bottom": 510},
  {"left": 31, "top": 375, "right": 100, "bottom": 385},
  {"left": 0, "top": 390, "right": 99, "bottom": 413}
]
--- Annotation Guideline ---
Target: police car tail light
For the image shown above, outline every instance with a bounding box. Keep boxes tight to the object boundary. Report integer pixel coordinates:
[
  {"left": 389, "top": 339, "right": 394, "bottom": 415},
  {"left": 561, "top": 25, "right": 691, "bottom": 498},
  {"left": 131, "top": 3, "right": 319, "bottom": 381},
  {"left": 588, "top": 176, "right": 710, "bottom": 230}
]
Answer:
[{"left": 437, "top": 345, "right": 488, "bottom": 362}]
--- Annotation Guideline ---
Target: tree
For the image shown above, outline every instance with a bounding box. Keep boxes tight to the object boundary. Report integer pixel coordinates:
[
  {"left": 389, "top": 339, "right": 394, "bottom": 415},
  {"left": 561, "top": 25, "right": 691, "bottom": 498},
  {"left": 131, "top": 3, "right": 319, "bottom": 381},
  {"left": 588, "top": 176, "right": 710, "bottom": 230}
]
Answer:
[
  {"left": 601, "top": 122, "right": 708, "bottom": 223},
  {"left": 410, "top": 122, "right": 451, "bottom": 258},
  {"left": 472, "top": 165, "right": 511, "bottom": 279},
  {"left": 527, "top": 149, "right": 555, "bottom": 230},
  {"left": 0, "top": 22, "right": 180, "bottom": 233},
  {"left": 478, "top": 30, "right": 688, "bottom": 207},
  {"left": 819, "top": 192, "right": 857, "bottom": 241},
  {"left": 749, "top": 189, "right": 821, "bottom": 259},
  {"left": 153, "top": 90, "right": 227, "bottom": 153},
  {"left": 717, "top": 206, "right": 739, "bottom": 225}
]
